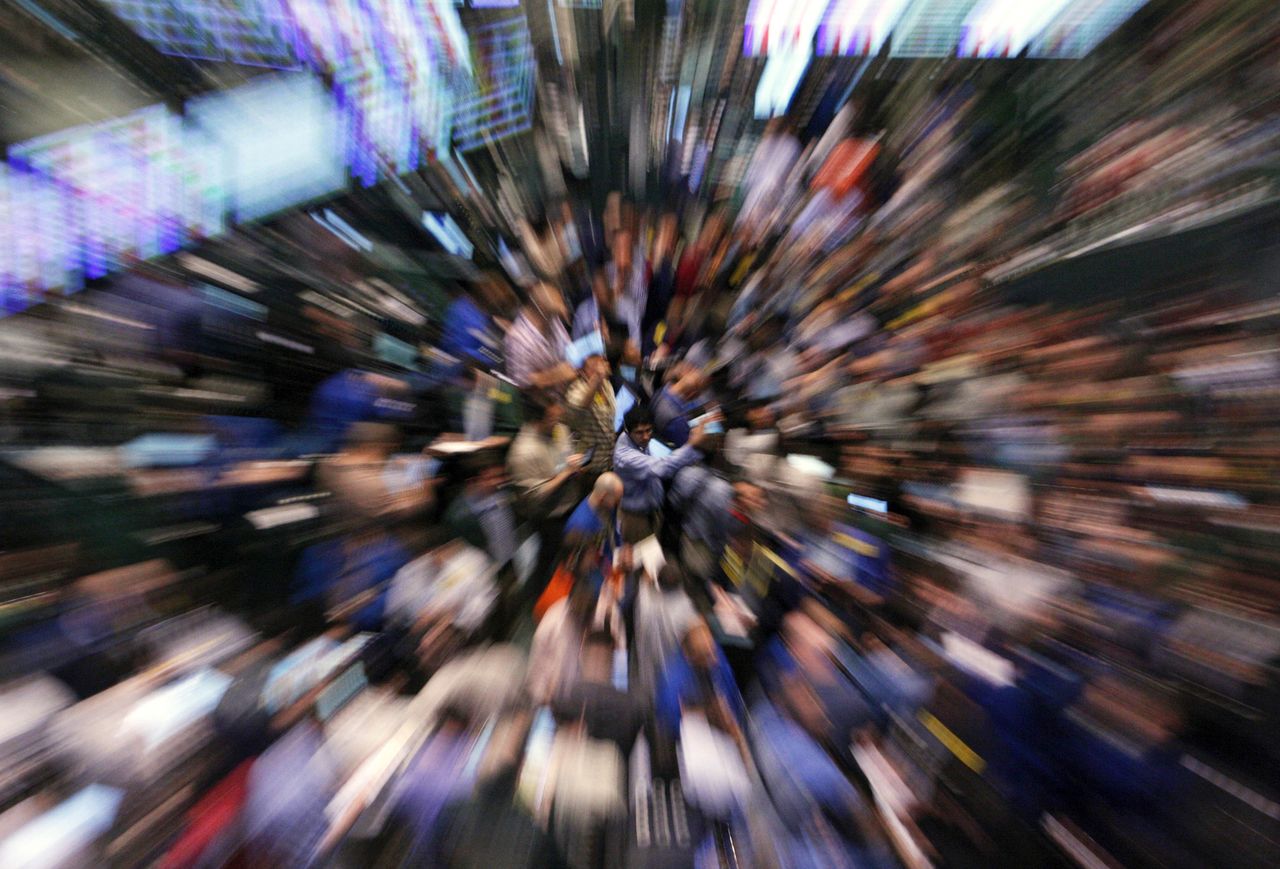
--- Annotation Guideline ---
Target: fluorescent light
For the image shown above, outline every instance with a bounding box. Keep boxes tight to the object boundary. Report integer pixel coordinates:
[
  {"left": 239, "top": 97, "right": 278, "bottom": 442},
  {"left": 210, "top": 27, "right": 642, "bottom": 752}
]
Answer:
[{"left": 177, "top": 254, "right": 260, "bottom": 293}]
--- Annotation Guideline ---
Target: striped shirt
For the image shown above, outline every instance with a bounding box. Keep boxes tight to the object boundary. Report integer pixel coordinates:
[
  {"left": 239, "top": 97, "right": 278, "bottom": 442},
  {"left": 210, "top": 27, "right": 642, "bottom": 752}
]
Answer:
[
  {"left": 504, "top": 310, "right": 570, "bottom": 390},
  {"left": 565, "top": 377, "right": 616, "bottom": 475}
]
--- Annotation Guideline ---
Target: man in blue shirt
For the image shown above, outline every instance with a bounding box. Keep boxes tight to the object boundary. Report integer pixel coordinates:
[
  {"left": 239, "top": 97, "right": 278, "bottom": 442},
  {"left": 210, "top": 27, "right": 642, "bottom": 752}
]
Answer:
[
  {"left": 563, "top": 472, "right": 624, "bottom": 560},
  {"left": 440, "top": 290, "right": 493, "bottom": 370},
  {"left": 444, "top": 455, "right": 519, "bottom": 570},
  {"left": 668, "top": 462, "right": 735, "bottom": 584},
  {"left": 613, "top": 405, "right": 708, "bottom": 543},
  {"left": 651, "top": 368, "right": 706, "bottom": 447},
  {"left": 291, "top": 528, "right": 410, "bottom": 633}
]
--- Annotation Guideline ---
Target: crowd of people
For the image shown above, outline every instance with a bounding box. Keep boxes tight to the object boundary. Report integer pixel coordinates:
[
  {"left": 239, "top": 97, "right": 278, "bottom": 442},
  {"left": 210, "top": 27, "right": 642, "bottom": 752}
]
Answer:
[
  {"left": 1, "top": 161, "right": 1274, "bottom": 867},
  {"left": 0, "top": 1, "right": 1278, "bottom": 862}
]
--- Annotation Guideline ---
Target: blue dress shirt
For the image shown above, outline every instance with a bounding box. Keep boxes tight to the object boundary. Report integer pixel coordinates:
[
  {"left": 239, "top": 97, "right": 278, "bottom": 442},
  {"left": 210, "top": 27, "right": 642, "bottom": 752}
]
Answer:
[{"left": 613, "top": 432, "right": 702, "bottom": 514}]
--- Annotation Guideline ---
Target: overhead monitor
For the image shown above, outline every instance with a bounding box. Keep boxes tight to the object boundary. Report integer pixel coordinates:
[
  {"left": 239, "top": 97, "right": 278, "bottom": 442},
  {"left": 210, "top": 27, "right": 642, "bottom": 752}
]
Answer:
[
  {"left": 452, "top": 15, "right": 535, "bottom": 152},
  {"left": 890, "top": 0, "right": 980, "bottom": 57},
  {"left": 817, "top": 0, "right": 914, "bottom": 56},
  {"left": 1029, "top": 0, "right": 1149, "bottom": 58},
  {"left": 957, "top": 0, "right": 1072, "bottom": 58},
  {"left": 186, "top": 74, "right": 345, "bottom": 223}
]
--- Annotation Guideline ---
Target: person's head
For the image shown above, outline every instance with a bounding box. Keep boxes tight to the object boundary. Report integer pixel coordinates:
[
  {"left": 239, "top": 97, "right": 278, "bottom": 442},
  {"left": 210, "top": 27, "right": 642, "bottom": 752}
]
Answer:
[
  {"left": 526, "top": 393, "right": 564, "bottom": 434},
  {"left": 657, "top": 562, "right": 685, "bottom": 593},
  {"left": 673, "top": 369, "right": 706, "bottom": 401},
  {"left": 472, "top": 272, "right": 510, "bottom": 313},
  {"left": 464, "top": 453, "right": 506, "bottom": 496},
  {"left": 613, "top": 230, "right": 634, "bottom": 275},
  {"left": 782, "top": 608, "right": 835, "bottom": 674},
  {"left": 436, "top": 701, "right": 474, "bottom": 736},
  {"left": 749, "top": 314, "right": 786, "bottom": 352},
  {"left": 745, "top": 400, "right": 776, "bottom": 432},
  {"left": 344, "top": 421, "right": 398, "bottom": 460},
  {"left": 623, "top": 405, "right": 655, "bottom": 451},
  {"left": 732, "top": 480, "right": 767, "bottom": 520},
  {"left": 655, "top": 212, "right": 680, "bottom": 260},
  {"left": 580, "top": 629, "right": 615, "bottom": 683},
  {"left": 667, "top": 360, "right": 694, "bottom": 385},
  {"left": 590, "top": 472, "right": 624, "bottom": 513},
  {"left": 567, "top": 576, "right": 597, "bottom": 622},
  {"left": 591, "top": 269, "right": 614, "bottom": 306},
  {"left": 809, "top": 493, "right": 843, "bottom": 531},
  {"left": 682, "top": 620, "right": 719, "bottom": 671},
  {"left": 529, "top": 281, "right": 568, "bottom": 323}
]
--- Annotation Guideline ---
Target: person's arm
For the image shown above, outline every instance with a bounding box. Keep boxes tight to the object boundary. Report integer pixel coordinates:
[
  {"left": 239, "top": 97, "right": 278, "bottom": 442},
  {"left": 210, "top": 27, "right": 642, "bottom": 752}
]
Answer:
[
  {"left": 667, "top": 466, "right": 700, "bottom": 516},
  {"left": 506, "top": 328, "right": 575, "bottom": 391},
  {"left": 443, "top": 498, "right": 486, "bottom": 552},
  {"left": 291, "top": 545, "right": 330, "bottom": 606},
  {"left": 614, "top": 430, "right": 706, "bottom": 483},
  {"left": 526, "top": 609, "right": 562, "bottom": 703},
  {"left": 564, "top": 379, "right": 591, "bottom": 417},
  {"left": 509, "top": 445, "right": 579, "bottom": 516},
  {"left": 527, "top": 361, "right": 577, "bottom": 391}
]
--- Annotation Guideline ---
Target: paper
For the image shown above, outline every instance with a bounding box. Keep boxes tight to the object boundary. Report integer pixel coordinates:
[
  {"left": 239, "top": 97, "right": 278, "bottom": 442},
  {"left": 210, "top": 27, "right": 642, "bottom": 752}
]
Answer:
[
  {"left": 429, "top": 439, "right": 488, "bottom": 455},
  {"left": 633, "top": 535, "right": 666, "bottom": 579},
  {"left": 648, "top": 439, "right": 673, "bottom": 458},
  {"left": 245, "top": 502, "right": 319, "bottom": 530},
  {"left": 566, "top": 331, "right": 605, "bottom": 368},
  {"left": 941, "top": 632, "right": 1015, "bottom": 686}
]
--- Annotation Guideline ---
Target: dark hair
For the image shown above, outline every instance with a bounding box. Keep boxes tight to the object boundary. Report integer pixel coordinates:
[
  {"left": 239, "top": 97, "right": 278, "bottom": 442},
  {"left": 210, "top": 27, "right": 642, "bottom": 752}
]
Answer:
[
  {"left": 583, "top": 630, "right": 614, "bottom": 651},
  {"left": 437, "top": 702, "right": 473, "bottom": 731},
  {"left": 523, "top": 390, "right": 562, "bottom": 421},
  {"left": 657, "top": 562, "right": 685, "bottom": 591},
  {"left": 623, "top": 404, "right": 653, "bottom": 432},
  {"left": 461, "top": 451, "right": 502, "bottom": 478}
]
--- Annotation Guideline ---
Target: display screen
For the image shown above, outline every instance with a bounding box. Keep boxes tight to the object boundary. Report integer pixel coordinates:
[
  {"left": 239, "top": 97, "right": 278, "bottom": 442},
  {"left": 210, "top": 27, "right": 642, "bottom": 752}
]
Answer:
[
  {"left": 452, "top": 15, "right": 535, "bottom": 152},
  {"left": 890, "top": 0, "right": 980, "bottom": 57},
  {"left": 101, "top": 0, "right": 298, "bottom": 67},
  {"left": 1029, "top": 0, "right": 1149, "bottom": 58},
  {"left": 186, "top": 74, "right": 346, "bottom": 223},
  {"left": 817, "top": 0, "right": 914, "bottom": 57},
  {"left": 956, "top": 0, "right": 1072, "bottom": 58},
  {"left": 375, "top": 331, "right": 420, "bottom": 370}
]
